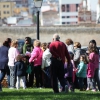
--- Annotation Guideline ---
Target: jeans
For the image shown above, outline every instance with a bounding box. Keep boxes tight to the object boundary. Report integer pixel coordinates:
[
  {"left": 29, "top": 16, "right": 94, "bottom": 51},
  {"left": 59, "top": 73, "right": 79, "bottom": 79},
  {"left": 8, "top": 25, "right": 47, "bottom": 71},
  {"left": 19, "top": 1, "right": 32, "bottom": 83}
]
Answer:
[
  {"left": 9, "top": 66, "right": 15, "bottom": 88},
  {"left": 16, "top": 76, "right": 26, "bottom": 89},
  {"left": 78, "top": 77, "right": 84, "bottom": 90}
]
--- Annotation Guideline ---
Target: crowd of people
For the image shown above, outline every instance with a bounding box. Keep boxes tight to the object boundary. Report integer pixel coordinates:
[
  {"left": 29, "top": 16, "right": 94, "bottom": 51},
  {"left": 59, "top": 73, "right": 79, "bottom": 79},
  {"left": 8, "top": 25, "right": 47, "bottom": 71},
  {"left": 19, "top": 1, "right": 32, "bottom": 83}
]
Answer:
[{"left": 0, "top": 34, "right": 100, "bottom": 93}]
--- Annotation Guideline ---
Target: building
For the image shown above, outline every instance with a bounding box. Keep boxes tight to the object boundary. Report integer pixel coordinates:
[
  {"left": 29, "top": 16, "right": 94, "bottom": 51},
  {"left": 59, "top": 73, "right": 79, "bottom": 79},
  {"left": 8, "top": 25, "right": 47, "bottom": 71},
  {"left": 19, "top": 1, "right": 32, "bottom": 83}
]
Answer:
[
  {"left": 97, "top": 0, "right": 100, "bottom": 23},
  {"left": 78, "top": 0, "right": 96, "bottom": 24},
  {"left": 41, "top": 2, "right": 59, "bottom": 26},
  {"left": 59, "top": 0, "right": 82, "bottom": 25},
  {"left": 0, "top": 1, "right": 15, "bottom": 19}
]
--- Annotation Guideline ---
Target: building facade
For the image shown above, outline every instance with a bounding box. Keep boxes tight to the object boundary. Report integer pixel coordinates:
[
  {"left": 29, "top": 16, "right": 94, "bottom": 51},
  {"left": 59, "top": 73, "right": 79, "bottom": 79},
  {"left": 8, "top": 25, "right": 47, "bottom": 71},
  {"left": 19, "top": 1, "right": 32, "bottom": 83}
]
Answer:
[
  {"left": 59, "top": 0, "right": 82, "bottom": 25},
  {"left": 0, "top": 1, "right": 15, "bottom": 19}
]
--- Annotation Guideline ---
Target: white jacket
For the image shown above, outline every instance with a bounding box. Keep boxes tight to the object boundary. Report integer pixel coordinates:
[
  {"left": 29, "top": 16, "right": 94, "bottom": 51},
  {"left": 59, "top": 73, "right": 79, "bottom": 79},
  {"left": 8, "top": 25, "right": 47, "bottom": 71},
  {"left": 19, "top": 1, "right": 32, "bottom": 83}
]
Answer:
[{"left": 42, "top": 48, "right": 52, "bottom": 69}]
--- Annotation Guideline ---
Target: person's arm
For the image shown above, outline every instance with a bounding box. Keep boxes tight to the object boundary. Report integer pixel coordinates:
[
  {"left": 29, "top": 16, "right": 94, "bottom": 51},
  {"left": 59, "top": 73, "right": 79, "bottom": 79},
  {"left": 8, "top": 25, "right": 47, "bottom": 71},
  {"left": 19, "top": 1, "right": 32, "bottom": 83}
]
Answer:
[
  {"left": 23, "top": 44, "right": 26, "bottom": 54},
  {"left": 29, "top": 49, "right": 38, "bottom": 63},
  {"left": 41, "top": 53, "right": 46, "bottom": 69},
  {"left": 74, "top": 49, "right": 80, "bottom": 61},
  {"left": 77, "top": 63, "right": 84, "bottom": 74}
]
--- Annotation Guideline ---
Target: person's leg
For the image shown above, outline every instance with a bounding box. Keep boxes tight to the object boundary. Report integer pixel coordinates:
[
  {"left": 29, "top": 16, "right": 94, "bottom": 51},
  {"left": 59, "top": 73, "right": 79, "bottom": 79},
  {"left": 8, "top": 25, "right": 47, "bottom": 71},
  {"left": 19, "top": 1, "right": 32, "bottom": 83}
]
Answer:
[
  {"left": 94, "top": 68, "right": 100, "bottom": 91},
  {"left": 87, "top": 77, "right": 91, "bottom": 90},
  {"left": 21, "top": 76, "right": 26, "bottom": 89},
  {"left": 91, "top": 77, "right": 96, "bottom": 91},
  {"left": 57, "top": 61, "right": 65, "bottom": 92},
  {"left": 50, "top": 58, "right": 59, "bottom": 93},
  {"left": 0, "top": 69, "right": 6, "bottom": 91},
  {"left": 78, "top": 77, "right": 84, "bottom": 90},
  {"left": 9, "top": 66, "right": 15, "bottom": 88},
  {"left": 6, "top": 66, "right": 10, "bottom": 88},
  {"left": 16, "top": 76, "right": 20, "bottom": 89}
]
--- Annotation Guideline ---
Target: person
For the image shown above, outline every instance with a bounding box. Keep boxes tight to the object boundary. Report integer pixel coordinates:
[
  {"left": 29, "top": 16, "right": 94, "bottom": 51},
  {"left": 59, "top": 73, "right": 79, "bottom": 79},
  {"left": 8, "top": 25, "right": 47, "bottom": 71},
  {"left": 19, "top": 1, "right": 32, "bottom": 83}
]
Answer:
[
  {"left": 76, "top": 55, "right": 87, "bottom": 91},
  {"left": 88, "top": 40, "right": 100, "bottom": 91},
  {"left": 73, "top": 42, "right": 82, "bottom": 89},
  {"left": 29, "top": 40, "right": 43, "bottom": 88},
  {"left": 49, "top": 33, "right": 70, "bottom": 93},
  {"left": 65, "top": 39, "right": 74, "bottom": 54},
  {"left": 0, "top": 38, "right": 12, "bottom": 91},
  {"left": 64, "top": 56, "right": 74, "bottom": 92},
  {"left": 14, "top": 55, "right": 26, "bottom": 90},
  {"left": 41, "top": 42, "right": 52, "bottom": 88},
  {"left": 8, "top": 40, "right": 19, "bottom": 89},
  {"left": 86, "top": 46, "right": 98, "bottom": 92},
  {"left": 23, "top": 37, "right": 33, "bottom": 87}
]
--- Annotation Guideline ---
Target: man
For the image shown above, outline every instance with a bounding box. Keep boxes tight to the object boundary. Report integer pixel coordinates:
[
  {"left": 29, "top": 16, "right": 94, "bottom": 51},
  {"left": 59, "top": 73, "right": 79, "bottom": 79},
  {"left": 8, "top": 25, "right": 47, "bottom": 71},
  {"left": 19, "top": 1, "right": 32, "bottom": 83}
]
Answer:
[{"left": 49, "top": 34, "right": 70, "bottom": 93}]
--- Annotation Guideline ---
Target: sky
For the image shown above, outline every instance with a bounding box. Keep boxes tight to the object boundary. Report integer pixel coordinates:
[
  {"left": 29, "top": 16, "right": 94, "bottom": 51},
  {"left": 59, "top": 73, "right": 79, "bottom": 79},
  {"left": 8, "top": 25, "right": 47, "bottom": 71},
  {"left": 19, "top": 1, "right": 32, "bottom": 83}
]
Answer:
[{"left": 90, "top": 0, "right": 98, "bottom": 11}]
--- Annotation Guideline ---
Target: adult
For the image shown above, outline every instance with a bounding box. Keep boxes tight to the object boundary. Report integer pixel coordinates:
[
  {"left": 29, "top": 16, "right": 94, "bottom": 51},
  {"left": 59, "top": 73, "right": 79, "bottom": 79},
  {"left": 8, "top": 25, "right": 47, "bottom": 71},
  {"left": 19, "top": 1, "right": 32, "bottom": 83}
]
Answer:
[
  {"left": 8, "top": 40, "right": 19, "bottom": 89},
  {"left": 73, "top": 42, "right": 82, "bottom": 89},
  {"left": 49, "top": 34, "right": 70, "bottom": 93},
  {"left": 29, "top": 40, "right": 43, "bottom": 88},
  {"left": 0, "top": 38, "right": 11, "bottom": 91},
  {"left": 65, "top": 38, "right": 74, "bottom": 54},
  {"left": 23, "top": 37, "right": 33, "bottom": 87}
]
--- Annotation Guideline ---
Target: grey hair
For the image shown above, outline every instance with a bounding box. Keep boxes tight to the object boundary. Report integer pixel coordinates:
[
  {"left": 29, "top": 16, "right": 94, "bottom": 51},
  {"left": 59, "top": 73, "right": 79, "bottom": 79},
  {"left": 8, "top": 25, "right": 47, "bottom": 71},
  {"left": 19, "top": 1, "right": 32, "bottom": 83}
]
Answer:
[{"left": 53, "top": 34, "right": 60, "bottom": 41}]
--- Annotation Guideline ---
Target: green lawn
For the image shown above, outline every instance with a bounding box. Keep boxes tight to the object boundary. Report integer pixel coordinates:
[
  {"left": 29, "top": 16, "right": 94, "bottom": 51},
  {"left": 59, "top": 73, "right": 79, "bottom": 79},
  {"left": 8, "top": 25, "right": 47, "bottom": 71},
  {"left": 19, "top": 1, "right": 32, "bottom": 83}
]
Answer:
[{"left": 0, "top": 88, "right": 100, "bottom": 100}]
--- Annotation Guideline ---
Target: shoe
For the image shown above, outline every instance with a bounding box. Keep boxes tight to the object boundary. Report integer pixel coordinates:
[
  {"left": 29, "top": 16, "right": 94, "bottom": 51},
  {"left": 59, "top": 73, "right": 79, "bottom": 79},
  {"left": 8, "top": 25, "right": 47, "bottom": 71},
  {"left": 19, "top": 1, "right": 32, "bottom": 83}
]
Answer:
[
  {"left": 0, "top": 88, "right": 2, "bottom": 92},
  {"left": 86, "top": 88, "right": 90, "bottom": 91},
  {"left": 65, "top": 85, "right": 69, "bottom": 93},
  {"left": 9, "top": 87, "right": 14, "bottom": 89},
  {"left": 23, "top": 87, "right": 26, "bottom": 89},
  {"left": 91, "top": 89, "right": 96, "bottom": 92}
]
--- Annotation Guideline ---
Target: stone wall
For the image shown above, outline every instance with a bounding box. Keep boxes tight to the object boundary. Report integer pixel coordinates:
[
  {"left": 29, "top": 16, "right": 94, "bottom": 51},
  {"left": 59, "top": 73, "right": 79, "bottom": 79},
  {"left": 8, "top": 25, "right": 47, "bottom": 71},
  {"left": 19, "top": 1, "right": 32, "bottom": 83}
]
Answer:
[{"left": 0, "top": 26, "right": 100, "bottom": 46}]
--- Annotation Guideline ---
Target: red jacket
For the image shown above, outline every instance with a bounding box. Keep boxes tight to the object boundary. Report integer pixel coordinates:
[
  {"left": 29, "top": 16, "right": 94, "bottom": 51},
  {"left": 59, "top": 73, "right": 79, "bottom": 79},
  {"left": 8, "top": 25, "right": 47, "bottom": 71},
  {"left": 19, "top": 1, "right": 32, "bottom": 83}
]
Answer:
[{"left": 49, "top": 41, "right": 70, "bottom": 64}]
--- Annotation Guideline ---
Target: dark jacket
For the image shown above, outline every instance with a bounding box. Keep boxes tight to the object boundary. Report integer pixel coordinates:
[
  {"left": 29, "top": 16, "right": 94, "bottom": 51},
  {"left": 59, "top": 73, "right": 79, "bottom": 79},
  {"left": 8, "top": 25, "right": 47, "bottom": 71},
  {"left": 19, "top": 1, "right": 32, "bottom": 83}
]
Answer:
[
  {"left": 14, "top": 61, "right": 26, "bottom": 77},
  {"left": 0, "top": 46, "right": 9, "bottom": 69}
]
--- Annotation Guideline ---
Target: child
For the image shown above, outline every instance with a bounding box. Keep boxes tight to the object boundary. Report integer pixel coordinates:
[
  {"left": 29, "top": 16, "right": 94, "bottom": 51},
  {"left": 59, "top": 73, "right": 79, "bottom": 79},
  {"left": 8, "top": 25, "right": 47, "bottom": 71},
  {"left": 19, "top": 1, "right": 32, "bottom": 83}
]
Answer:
[
  {"left": 64, "top": 52, "right": 74, "bottom": 92},
  {"left": 14, "top": 54, "right": 26, "bottom": 90},
  {"left": 86, "top": 46, "right": 98, "bottom": 92},
  {"left": 76, "top": 55, "right": 87, "bottom": 91}
]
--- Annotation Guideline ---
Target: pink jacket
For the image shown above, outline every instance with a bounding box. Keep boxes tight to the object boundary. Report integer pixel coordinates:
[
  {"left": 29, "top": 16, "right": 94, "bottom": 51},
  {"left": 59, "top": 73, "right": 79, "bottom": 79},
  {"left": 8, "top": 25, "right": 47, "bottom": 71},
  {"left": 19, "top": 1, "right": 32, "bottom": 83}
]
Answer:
[{"left": 29, "top": 47, "right": 43, "bottom": 66}]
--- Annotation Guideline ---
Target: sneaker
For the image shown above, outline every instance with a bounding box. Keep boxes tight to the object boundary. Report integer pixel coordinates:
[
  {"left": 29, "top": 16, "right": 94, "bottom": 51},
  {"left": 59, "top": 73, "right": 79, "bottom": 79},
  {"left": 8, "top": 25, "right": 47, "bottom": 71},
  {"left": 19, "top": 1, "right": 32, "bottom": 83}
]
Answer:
[
  {"left": 86, "top": 88, "right": 90, "bottom": 91},
  {"left": 65, "top": 85, "right": 69, "bottom": 93},
  {"left": 0, "top": 88, "right": 2, "bottom": 92},
  {"left": 23, "top": 87, "right": 26, "bottom": 89},
  {"left": 9, "top": 87, "right": 14, "bottom": 89},
  {"left": 91, "top": 89, "right": 96, "bottom": 92}
]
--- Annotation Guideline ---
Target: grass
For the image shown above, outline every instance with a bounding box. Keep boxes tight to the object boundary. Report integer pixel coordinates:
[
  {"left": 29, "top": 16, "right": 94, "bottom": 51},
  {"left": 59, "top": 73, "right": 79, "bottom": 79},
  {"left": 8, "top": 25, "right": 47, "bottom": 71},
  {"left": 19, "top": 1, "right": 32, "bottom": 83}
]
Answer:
[{"left": 0, "top": 88, "right": 100, "bottom": 100}]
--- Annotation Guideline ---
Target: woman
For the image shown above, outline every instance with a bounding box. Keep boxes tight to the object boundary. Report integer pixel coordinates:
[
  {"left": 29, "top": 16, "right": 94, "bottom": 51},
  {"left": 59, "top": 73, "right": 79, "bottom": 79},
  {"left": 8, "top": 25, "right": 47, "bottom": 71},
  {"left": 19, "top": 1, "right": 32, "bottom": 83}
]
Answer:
[
  {"left": 29, "top": 40, "right": 43, "bottom": 88},
  {"left": 0, "top": 38, "right": 11, "bottom": 91},
  {"left": 8, "top": 40, "right": 19, "bottom": 89},
  {"left": 73, "top": 42, "right": 82, "bottom": 89}
]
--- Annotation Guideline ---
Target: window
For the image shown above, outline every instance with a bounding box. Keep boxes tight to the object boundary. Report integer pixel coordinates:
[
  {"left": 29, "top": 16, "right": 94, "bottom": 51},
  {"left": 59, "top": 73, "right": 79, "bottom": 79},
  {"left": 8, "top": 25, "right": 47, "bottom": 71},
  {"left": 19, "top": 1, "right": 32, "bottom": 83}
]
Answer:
[
  {"left": 67, "top": 16, "right": 70, "bottom": 18},
  {"left": 3, "top": 5, "right": 5, "bottom": 8},
  {"left": 62, "top": 16, "right": 65, "bottom": 18},
  {"left": 62, "top": 22, "right": 65, "bottom": 24},
  {"left": 3, "top": 11, "right": 6, "bottom": 14},
  {"left": 7, "top": 11, "right": 9, "bottom": 14},
  {"left": 66, "top": 4, "right": 70, "bottom": 12},
  {"left": 61, "top": 5, "right": 65, "bottom": 12},
  {"left": 7, "top": 5, "right": 9, "bottom": 8},
  {"left": 67, "top": 22, "right": 70, "bottom": 24},
  {"left": 76, "top": 4, "right": 79, "bottom": 11}
]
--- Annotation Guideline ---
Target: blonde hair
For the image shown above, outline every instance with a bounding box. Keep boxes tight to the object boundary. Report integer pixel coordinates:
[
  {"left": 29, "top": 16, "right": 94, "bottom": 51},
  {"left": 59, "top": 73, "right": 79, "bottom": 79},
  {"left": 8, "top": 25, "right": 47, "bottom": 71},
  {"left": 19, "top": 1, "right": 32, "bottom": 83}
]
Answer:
[
  {"left": 34, "top": 40, "right": 41, "bottom": 47},
  {"left": 11, "top": 40, "right": 18, "bottom": 48}
]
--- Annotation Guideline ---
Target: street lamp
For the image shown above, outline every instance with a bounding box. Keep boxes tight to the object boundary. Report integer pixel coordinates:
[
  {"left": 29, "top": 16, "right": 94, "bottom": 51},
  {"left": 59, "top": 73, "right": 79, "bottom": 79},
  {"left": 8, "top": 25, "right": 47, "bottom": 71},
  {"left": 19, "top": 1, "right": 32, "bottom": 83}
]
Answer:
[{"left": 33, "top": 0, "right": 43, "bottom": 40}]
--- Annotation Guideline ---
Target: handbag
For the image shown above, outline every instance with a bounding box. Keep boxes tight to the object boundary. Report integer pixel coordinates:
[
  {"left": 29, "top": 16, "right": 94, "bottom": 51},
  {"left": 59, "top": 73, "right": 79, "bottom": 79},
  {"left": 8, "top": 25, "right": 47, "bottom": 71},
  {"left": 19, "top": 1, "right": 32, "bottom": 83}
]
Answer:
[{"left": 26, "top": 63, "right": 34, "bottom": 74}]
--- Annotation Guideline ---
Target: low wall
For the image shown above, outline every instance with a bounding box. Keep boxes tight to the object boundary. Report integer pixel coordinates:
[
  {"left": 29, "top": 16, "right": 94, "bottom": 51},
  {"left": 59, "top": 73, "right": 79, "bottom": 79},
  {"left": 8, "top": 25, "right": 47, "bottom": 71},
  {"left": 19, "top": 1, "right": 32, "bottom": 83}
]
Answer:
[{"left": 0, "top": 26, "right": 100, "bottom": 46}]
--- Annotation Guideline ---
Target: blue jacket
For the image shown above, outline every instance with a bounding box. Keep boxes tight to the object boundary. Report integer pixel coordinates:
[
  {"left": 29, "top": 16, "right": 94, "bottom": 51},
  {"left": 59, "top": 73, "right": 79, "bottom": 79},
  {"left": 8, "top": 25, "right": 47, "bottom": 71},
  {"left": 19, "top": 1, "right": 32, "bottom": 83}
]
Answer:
[
  {"left": 14, "top": 61, "right": 26, "bottom": 76},
  {"left": 0, "top": 46, "right": 9, "bottom": 69},
  {"left": 76, "top": 61, "right": 87, "bottom": 78}
]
